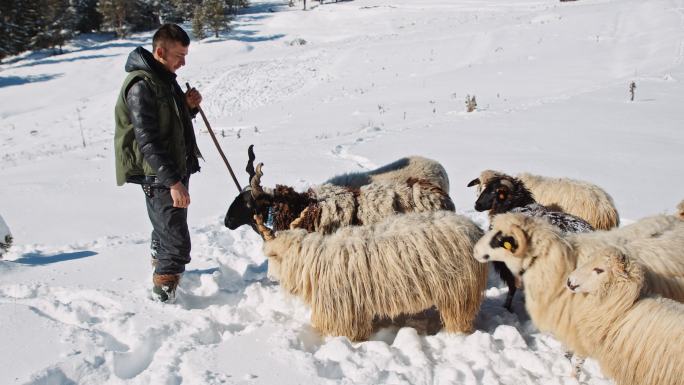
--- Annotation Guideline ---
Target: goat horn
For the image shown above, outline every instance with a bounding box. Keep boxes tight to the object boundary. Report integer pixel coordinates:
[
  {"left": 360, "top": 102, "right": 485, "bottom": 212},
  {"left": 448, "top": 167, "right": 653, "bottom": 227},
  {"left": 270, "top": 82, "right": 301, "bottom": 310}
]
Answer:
[
  {"left": 245, "top": 144, "right": 256, "bottom": 182},
  {"left": 510, "top": 224, "right": 528, "bottom": 257},
  {"left": 250, "top": 162, "right": 265, "bottom": 198},
  {"left": 254, "top": 214, "right": 275, "bottom": 241},
  {"left": 467, "top": 178, "right": 481, "bottom": 187}
]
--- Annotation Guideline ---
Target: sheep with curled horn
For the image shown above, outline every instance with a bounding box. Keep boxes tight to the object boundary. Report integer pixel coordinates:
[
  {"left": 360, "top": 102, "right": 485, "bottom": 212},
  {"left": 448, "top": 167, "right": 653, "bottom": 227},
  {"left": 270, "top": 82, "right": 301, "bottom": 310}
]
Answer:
[
  {"left": 465, "top": 172, "right": 594, "bottom": 311},
  {"left": 225, "top": 145, "right": 455, "bottom": 236},
  {"left": 472, "top": 213, "right": 684, "bottom": 365},
  {"left": 566, "top": 249, "right": 684, "bottom": 385},
  {"left": 254, "top": 210, "right": 487, "bottom": 341},
  {"left": 468, "top": 170, "right": 620, "bottom": 230}
]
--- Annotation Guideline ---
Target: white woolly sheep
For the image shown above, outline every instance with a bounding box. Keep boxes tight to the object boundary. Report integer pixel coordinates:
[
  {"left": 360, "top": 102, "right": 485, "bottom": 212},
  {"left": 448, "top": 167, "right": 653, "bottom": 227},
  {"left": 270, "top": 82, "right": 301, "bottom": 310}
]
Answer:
[
  {"left": 678, "top": 199, "right": 684, "bottom": 220},
  {"left": 472, "top": 213, "right": 684, "bottom": 357},
  {"left": 325, "top": 155, "right": 450, "bottom": 193},
  {"left": 468, "top": 170, "right": 620, "bottom": 230},
  {"left": 0, "top": 214, "right": 12, "bottom": 258},
  {"left": 256, "top": 210, "right": 488, "bottom": 341},
  {"left": 566, "top": 249, "right": 684, "bottom": 385}
]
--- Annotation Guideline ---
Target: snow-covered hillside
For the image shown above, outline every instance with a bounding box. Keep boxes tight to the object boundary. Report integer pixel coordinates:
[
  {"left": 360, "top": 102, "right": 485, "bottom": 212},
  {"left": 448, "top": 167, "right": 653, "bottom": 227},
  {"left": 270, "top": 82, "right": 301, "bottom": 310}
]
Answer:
[{"left": 1, "top": 0, "right": 683, "bottom": 384}]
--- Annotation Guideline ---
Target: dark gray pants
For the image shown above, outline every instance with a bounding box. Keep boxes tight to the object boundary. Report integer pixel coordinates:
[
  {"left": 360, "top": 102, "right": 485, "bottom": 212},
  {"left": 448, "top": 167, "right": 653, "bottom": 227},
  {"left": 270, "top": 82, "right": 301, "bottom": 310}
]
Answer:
[{"left": 145, "top": 177, "right": 191, "bottom": 275}]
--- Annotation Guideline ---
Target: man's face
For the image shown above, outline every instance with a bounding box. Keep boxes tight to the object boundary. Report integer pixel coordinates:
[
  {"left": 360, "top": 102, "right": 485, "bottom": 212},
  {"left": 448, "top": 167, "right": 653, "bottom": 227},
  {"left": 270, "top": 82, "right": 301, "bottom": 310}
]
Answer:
[{"left": 154, "top": 41, "right": 188, "bottom": 73}]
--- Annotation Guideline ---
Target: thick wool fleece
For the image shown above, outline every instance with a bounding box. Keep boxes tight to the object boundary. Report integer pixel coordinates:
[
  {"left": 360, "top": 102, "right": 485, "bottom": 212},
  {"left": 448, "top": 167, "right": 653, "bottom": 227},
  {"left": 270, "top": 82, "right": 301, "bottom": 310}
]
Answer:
[
  {"left": 517, "top": 172, "right": 619, "bottom": 230},
  {"left": 263, "top": 210, "right": 487, "bottom": 341},
  {"left": 325, "top": 156, "right": 450, "bottom": 193},
  {"left": 575, "top": 257, "right": 684, "bottom": 385},
  {"left": 308, "top": 179, "right": 454, "bottom": 235}
]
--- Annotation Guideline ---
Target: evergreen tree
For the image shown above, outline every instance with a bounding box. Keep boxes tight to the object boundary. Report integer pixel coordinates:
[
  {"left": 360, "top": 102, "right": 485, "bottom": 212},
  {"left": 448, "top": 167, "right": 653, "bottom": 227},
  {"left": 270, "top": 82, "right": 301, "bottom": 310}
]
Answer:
[
  {"left": 73, "top": 0, "right": 102, "bottom": 33},
  {"left": 98, "top": 0, "right": 133, "bottom": 37},
  {"left": 227, "top": 0, "right": 249, "bottom": 16},
  {"left": 191, "top": 5, "right": 206, "bottom": 40},
  {"left": 0, "top": 0, "right": 42, "bottom": 58},
  {"left": 204, "top": 0, "right": 229, "bottom": 38},
  {"left": 130, "top": 0, "right": 160, "bottom": 32},
  {"left": 171, "top": 0, "right": 201, "bottom": 21},
  {"left": 159, "top": 0, "right": 185, "bottom": 23}
]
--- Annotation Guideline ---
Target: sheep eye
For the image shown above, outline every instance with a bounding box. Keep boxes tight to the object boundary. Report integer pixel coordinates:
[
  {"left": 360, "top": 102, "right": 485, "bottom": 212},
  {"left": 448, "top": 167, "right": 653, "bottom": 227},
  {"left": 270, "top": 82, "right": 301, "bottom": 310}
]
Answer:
[
  {"left": 593, "top": 268, "right": 605, "bottom": 274},
  {"left": 489, "top": 231, "right": 503, "bottom": 248},
  {"left": 496, "top": 189, "right": 507, "bottom": 201}
]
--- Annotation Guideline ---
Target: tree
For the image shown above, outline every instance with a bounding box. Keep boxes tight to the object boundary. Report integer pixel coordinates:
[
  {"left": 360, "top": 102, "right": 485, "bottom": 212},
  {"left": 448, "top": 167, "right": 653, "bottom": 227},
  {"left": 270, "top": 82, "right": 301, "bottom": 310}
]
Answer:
[
  {"left": 204, "top": 0, "right": 230, "bottom": 38},
  {"left": 171, "top": 0, "right": 201, "bottom": 21},
  {"left": 31, "top": 0, "right": 77, "bottom": 53},
  {"left": 98, "top": 0, "right": 133, "bottom": 37},
  {"left": 191, "top": 5, "right": 206, "bottom": 40},
  {"left": 73, "top": 0, "right": 102, "bottom": 33}
]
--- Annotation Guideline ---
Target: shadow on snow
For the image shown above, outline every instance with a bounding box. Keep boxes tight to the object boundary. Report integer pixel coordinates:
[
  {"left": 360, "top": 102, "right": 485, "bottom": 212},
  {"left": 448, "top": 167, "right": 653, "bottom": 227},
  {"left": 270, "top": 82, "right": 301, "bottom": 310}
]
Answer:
[{"left": 13, "top": 250, "right": 98, "bottom": 265}]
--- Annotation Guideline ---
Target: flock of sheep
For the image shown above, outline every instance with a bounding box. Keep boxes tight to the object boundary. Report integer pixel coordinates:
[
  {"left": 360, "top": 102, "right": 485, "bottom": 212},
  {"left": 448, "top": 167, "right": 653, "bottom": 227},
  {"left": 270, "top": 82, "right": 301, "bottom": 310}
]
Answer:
[{"left": 224, "top": 147, "right": 684, "bottom": 385}]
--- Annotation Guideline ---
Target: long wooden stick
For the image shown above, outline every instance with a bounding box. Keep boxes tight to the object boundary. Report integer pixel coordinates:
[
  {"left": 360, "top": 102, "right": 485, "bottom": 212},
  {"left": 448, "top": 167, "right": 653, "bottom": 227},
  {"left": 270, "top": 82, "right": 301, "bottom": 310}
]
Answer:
[{"left": 186, "top": 82, "right": 242, "bottom": 192}]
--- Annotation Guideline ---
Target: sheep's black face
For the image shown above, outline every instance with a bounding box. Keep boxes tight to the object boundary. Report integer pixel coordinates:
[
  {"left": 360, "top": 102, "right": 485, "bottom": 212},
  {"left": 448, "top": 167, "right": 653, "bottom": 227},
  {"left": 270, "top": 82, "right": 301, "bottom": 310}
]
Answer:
[
  {"left": 225, "top": 190, "right": 258, "bottom": 230},
  {"left": 474, "top": 181, "right": 512, "bottom": 213}
]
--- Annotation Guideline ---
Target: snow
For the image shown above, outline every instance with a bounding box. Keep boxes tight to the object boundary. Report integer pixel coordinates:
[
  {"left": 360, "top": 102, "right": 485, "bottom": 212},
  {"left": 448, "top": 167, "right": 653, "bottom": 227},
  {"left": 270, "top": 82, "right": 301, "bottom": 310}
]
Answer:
[{"left": 1, "top": 0, "right": 683, "bottom": 384}]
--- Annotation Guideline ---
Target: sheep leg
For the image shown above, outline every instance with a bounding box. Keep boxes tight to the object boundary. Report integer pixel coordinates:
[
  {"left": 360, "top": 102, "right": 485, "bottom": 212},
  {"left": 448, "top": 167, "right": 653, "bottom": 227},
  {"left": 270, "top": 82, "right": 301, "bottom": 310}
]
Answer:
[
  {"left": 439, "top": 303, "right": 475, "bottom": 334},
  {"left": 495, "top": 261, "right": 517, "bottom": 311},
  {"left": 572, "top": 356, "right": 585, "bottom": 380}
]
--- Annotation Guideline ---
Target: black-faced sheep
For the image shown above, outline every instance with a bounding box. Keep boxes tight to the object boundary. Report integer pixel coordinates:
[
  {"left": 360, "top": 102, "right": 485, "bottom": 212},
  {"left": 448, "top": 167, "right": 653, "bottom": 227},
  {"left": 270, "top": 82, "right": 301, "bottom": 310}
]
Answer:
[
  {"left": 466, "top": 173, "right": 594, "bottom": 311},
  {"left": 472, "top": 213, "right": 684, "bottom": 358},
  {"left": 468, "top": 170, "right": 620, "bottom": 230},
  {"left": 0, "top": 214, "right": 12, "bottom": 258},
  {"left": 225, "top": 146, "right": 454, "bottom": 235},
  {"left": 566, "top": 249, "right": 684, "bottom": 385},
  {"left": 255, "top": 210, "right": 488, "bottom": 341}
]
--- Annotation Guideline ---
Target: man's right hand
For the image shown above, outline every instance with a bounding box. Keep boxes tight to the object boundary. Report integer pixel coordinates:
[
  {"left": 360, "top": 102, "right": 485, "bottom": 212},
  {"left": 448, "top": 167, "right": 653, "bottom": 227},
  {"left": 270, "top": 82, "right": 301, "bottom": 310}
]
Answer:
[{"left": 170, "top": 181, "right": 190, "bottom": 208}]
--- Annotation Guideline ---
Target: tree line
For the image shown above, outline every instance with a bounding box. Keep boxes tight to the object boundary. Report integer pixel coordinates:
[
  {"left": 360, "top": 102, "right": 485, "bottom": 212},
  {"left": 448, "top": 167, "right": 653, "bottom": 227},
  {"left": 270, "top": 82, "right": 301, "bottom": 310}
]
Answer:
[{"left": 0, "top": 0, "right": 249, "bottom": 61}]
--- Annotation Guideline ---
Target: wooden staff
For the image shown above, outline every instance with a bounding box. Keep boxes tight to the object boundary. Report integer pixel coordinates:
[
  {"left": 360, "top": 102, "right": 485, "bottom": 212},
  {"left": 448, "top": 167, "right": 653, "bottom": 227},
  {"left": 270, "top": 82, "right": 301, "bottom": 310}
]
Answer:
[{"left": 186, "top": 82, "right": 242, "bottom": 192}]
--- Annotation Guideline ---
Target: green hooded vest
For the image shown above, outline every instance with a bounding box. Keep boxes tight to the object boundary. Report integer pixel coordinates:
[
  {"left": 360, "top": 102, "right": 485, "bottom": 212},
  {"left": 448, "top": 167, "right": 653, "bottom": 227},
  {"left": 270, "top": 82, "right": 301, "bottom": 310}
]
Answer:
[{"left": 114, "top": 69, "right": 190, "bottom": 186}]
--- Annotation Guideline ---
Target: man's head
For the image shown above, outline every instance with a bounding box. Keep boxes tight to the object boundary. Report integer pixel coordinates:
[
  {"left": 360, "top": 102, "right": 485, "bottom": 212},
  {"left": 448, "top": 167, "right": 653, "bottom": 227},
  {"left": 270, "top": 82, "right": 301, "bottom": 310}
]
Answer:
[{"left": 152, "top": 24, "right": 190, "bottom": 73}]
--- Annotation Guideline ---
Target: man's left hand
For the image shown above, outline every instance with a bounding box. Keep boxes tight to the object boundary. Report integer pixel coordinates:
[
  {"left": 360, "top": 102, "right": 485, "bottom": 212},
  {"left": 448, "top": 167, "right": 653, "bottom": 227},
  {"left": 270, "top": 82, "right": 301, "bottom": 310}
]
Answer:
[{"left": 186, "top": 87, "right": 202, "bottom": 109}]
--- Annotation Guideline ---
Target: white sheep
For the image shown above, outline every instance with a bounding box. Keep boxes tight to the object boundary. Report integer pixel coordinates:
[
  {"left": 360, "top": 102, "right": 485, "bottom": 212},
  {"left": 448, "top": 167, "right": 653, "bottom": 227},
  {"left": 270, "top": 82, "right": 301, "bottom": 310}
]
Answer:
[
  {"left": 256, "top": 210, "right": 488, "bottom": 341},
  {"left": 468, "top": 170, "right": 620, "bottom": 230},
  {"left": 472, "top": 213, "right": 684, "bottom": 357},
  {"left": 678, "top": 199, "right": 684, "bottom": 220},
  {"left": 566, "top": 249, "right": 684, "bottom": 385},
  {"left": 0, "top": 214, "right": 12, "bottom": 258},
  {"left": 325, "top": 156, "right": 450, "bottom": 193}
]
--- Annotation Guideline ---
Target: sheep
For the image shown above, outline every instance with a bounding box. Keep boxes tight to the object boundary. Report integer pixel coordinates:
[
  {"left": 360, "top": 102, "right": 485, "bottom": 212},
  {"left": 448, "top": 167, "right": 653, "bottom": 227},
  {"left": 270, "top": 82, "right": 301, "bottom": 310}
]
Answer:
[
  {"left": 566, "top": 249, "right": 684, "bottom": 385},
  {"left": 468, "top": 170, "right": 620, "bottom": 230},
  {"left": 466, "top": 173, "right": 594, "bottom": 311},
  {"left": 225, "top": 145, "right": 454, "bottom": 235},
  {"left": 325, "top": 155, "right": 450, "bottom": 193},
  {"left": 0, "top": 214, "right": 12, "bottom": 258},
  {"left": 254, "top": 210, "right": 488, "bottom": 341},
  {"left": 678, "top": 199, "right": 684, "bottom": 219},
  {"left": 472, "top": 213, "right": 684, "bottom": 358}
]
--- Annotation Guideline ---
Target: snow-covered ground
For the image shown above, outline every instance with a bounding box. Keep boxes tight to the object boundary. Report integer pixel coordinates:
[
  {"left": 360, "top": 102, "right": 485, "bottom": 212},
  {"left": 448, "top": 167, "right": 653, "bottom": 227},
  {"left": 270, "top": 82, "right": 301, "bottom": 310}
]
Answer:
[{"left": 1, "top": 0, "right": 683, "bottom": 384}]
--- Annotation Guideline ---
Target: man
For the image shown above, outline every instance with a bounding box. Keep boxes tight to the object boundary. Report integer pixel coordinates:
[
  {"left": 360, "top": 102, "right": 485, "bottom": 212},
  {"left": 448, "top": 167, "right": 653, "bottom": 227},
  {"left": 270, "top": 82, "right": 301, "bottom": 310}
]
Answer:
[{"left": 114, "top": 24, "right": 202, "bottom": 302}]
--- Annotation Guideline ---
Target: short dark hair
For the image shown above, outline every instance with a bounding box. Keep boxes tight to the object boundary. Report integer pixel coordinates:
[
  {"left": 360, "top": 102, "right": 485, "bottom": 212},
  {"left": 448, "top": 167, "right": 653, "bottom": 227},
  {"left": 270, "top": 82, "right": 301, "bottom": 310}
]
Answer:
[{"left": 152, "top": 24, "right": 190, "bottom": 50}]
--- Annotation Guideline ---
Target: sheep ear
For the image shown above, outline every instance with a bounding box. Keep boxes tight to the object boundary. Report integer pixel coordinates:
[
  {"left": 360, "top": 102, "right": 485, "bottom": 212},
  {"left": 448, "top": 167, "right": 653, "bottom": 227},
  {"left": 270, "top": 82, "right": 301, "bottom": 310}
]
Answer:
[
  {"left": 510, "top": 225, "right": 528, "bottom": 257},
  {"left": 467, "top": 178, "right": 481, "bottom": 187},
  {"left": 607, "top": 251, "right": 631, "bottom": 279}
]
